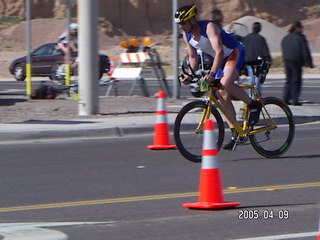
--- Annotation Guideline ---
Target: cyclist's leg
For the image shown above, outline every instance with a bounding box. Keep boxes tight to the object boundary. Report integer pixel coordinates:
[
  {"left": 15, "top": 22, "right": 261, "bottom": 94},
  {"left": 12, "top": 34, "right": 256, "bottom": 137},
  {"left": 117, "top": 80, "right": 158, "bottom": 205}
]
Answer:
[
  {"left": 219, "top": 47, "right": 252, "bottom": 125},
  {"left": 220, "top": 66, "right": 251, "bottom": 150},
  {"left": 221, "top": 46, "right": 252, "bottom": 107},
  {"left": 218, "top": 48, "right": 244, "bottom": 150},
  {"left": 218, "top": 67, "right": 238, "bottom": 125},
  {"left": 219, "top": 46, "right": 261, "bottom": 150},
  {"left": 232, "top": 46, "right": 262, "bottom": 125}
]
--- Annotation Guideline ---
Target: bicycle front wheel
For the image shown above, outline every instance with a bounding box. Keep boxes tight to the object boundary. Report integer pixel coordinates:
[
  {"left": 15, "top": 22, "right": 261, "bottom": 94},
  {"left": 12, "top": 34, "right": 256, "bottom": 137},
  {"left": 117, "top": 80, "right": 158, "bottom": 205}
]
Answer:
[
  {"left": 174, "top": 100, "right": 225, "bottom": 163},
  {"left": 249, "top": 97, "right": 295, "bottom": 158}
]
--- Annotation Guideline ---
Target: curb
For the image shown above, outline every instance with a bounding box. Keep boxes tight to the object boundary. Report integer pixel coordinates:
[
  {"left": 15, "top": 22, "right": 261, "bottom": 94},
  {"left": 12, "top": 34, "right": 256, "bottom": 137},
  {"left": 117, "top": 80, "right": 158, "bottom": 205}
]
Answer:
[
  {"left": 0, "top": 126, "right": 156, "bottom": 142},
  {"left": 0, "top": 115, "right": 319, "bottom": 142}
]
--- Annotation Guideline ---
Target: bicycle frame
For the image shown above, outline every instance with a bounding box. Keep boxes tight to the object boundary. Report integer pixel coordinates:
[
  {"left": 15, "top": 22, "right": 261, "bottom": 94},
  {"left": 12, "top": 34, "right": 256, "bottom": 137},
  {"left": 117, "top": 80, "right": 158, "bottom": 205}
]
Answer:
[
  {"left": 182, "top": 51, "right": 274, "bottom": 138},
  {"left": 196, "top": 83, "right": 277, "bottom": 138}
]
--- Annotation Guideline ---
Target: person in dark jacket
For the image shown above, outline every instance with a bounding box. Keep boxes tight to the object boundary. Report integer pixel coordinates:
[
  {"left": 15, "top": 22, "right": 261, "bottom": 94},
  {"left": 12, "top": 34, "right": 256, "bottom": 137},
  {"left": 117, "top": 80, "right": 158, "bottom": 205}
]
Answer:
[
  {"left": 212, "top": 9, "right": 224, "bottom": 29},
  {"left": 281, "top": 21, "right": 313, "bottom": 106},
  {"left": 243, "top": 22, "right": 271, "bottom": 62},
  {"left": 242, "top": 22, "right": 271, "bottom": 94}
]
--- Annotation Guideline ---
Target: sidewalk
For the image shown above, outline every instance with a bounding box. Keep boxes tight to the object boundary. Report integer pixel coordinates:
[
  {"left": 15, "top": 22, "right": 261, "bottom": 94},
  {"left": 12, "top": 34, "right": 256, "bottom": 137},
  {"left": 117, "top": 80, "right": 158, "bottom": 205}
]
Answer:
[
  {"left": 0, "top": 94, "right": 319, "bottom": 142},
  {"left": 266, "top": 73, "right": 320, "bottom": 80},
  {"left": 0, "top": 95, "right": 184, "bottom": 141}
]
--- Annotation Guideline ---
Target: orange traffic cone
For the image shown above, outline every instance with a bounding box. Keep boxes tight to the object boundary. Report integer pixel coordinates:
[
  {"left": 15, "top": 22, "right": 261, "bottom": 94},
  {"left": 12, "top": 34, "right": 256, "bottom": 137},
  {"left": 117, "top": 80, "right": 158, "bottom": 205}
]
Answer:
[
  {"left": 147, "top": 91, "right": 176, "bottom": 150},
  {"left": 183, "top": 119, "right": 240, "bottom": 209},
  {"left": 318, "top": 216, "right": 320, "bottom": 240}
]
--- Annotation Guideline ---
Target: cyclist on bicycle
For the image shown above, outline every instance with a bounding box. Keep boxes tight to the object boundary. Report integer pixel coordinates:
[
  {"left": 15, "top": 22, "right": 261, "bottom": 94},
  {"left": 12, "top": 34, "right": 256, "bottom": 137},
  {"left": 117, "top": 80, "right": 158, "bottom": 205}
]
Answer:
[
  {"left": 58, "top": 23, "right": 78, "bottom": 58},
  {"left": 175, "top": 4, "right": 261, "bottom": 150}
]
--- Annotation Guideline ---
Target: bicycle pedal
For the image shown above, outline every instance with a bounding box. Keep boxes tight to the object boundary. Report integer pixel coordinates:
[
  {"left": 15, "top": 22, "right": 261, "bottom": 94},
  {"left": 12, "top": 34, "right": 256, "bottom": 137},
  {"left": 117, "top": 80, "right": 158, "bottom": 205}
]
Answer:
[{"left": 236, "top": 136, "right": 248, "bottom": 145}]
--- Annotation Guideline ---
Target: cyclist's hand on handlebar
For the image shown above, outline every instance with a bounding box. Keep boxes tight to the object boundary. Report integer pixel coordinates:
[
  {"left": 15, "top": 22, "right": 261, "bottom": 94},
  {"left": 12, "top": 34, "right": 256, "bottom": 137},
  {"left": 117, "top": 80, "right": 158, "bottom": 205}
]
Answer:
[
  {"left": 203, "top": 73, "right": 214, "bottom": 84},
  {"left": 202, "top": 73, "right": 221, "bottom": 87},
  {"left": 203, "top": 73, "right": 220, "bottom": 86}
]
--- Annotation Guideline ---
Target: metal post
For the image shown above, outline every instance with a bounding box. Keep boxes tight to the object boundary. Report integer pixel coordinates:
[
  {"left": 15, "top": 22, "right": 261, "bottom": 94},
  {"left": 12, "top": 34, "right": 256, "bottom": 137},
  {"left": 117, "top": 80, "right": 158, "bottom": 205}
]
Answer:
[
  {"left": 172, "top": 0, "right": 180, "bottom": 99},
  {"left": 65, "top": 0, "right": 71, "bottom": 85},
  {"left": 77, "top": 0, "right": 99, "bottom": 115},
  {"left": 25, "top": 0, "right": 32, "bottom": 96}
]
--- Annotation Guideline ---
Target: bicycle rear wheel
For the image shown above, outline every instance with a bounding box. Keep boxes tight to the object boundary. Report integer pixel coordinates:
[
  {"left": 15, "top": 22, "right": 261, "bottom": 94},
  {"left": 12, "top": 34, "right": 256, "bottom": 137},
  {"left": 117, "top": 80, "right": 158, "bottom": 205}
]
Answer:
[
  {"left": 174, "top": 100, "right": 224, "bottom": 163},
  {"left": 249, "top": 97, "right": 295, "bottom": 158}
]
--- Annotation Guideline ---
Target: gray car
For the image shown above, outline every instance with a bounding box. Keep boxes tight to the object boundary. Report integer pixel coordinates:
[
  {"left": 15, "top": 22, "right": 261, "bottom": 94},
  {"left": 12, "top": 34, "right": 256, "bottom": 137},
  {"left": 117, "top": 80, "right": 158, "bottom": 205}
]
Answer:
[{"left": 9, "top": 43, "right": 110, "bottom": 81}]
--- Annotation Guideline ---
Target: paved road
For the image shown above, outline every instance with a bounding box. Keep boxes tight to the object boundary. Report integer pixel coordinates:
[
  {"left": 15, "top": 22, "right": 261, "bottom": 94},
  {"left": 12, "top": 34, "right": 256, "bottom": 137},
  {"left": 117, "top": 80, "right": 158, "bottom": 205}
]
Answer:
[
  {"left": 0, "top": 76, "right": 319, "bottom": 141},
  {"left": 0, "top": 75, "right": 319, "bottom": 239},
  {"left": 0, "top": 122, "right": 319, "bottom": 240},
  {"left": 1, "top": 75, "right": 319, "bottom": 100},
  {"left": 0, "top": 77, "right": 187, "bottom": 98}
]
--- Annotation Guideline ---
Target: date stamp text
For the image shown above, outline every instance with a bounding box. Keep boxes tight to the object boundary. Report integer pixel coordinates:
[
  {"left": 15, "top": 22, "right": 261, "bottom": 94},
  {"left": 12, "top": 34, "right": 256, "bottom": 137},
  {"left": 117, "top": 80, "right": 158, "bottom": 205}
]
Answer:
[{"left": 238, "top": 209, "right": 289, "bottom": 220}]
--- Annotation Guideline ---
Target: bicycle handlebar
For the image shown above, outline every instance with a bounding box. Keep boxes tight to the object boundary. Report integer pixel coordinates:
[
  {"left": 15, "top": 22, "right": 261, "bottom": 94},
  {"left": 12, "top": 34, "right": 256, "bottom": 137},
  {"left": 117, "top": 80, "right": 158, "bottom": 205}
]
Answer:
[
  {"left": 179, "top": 61, "right": 222, "bottom": 88},
  {"left": 181, "top": 62, "right": 200, "bottom": 78}
]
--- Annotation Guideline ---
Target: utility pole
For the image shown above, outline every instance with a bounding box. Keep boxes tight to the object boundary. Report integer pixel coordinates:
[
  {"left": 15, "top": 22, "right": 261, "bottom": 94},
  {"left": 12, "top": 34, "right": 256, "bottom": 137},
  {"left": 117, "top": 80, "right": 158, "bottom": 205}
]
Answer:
[
  {"left": 65, "top": 0, "right": 72, "bottom": 85},
  {"left": 77, "top": 0, "right": 99, "bottom": 115},
  {"left": 25, "top": 0, "right": 32, "bottom": 96},
  {"left": 172, "top": 0, "right": 180, "bottom": 99}
]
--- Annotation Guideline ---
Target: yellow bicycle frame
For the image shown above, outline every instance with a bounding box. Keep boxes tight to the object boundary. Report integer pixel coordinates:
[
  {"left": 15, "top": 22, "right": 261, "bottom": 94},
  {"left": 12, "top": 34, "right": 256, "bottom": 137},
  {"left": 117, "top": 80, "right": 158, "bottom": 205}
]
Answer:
[{"left": 196, "top": 84, "right": 277, "bottom": 138}]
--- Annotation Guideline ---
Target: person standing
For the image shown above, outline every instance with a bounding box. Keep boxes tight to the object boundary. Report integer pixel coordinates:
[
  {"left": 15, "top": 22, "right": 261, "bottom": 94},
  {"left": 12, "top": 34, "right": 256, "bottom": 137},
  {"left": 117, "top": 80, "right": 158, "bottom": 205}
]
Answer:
[
  {"left": 281, "top": 21, "right": 313, "bottom": 106},
  {"left": 242, "top": 22, "right": 271, "bottom": 94},
  {"left": 212, "top": 8, "right": 224, "bottom": 29}
]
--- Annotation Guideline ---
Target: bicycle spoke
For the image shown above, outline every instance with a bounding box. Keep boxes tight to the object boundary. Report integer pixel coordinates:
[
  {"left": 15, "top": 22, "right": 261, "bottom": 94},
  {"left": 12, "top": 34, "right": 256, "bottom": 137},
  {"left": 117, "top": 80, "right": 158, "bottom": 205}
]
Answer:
[
  {"left": 249, "top": 97, "right": 294, "bottom": 158},
  {"left": 174, "top": 101, "right": 224, "bottom": 163}
]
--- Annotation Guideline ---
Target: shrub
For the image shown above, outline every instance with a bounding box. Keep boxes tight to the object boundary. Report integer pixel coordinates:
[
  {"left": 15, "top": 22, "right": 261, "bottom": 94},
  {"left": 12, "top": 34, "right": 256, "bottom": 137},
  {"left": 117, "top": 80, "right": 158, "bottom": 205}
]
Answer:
[{"left": 0, "top": 17, "right": 21, "bottom": 25}]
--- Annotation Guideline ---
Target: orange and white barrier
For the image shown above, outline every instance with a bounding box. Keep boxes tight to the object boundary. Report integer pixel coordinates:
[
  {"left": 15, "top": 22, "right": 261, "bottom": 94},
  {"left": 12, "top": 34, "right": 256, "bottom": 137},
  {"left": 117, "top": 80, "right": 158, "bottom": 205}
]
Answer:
[
  {"left": 110, "top": 53, "right": 149, "bottom": 80},
  {"left": 111, "top": 67, "right": 142, "bottom": 80},
  {"left": 147, "top": 91, "right": 176, "bottom": 150},
  {"left": 183, "top": 119, "right": 240, "bottom": 209},
  {"left": 106, "top": 48, "right": 168, "bottom": 97},
  {"left": 119, "top": 52, "right": 150, "bottom": 63}
]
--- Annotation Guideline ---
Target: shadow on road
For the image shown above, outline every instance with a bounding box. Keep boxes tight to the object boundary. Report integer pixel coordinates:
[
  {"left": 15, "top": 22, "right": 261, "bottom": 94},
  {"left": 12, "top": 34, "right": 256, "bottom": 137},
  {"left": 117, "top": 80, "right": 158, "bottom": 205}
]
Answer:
[
  {"left": 224, "top": 153, "right": 320, "bottom": 162},
  {"left": 238, "top": 202, "right": 318, "bottom": 209},
  {"left": 0, "top": 98, "right": 27, "bottom": 106},
  {"left": 294, "top": 116, "right": 320, "bottom": 124},
  {"left": 14, "top": 119, "right": 95, "bottom": 125},
  {"left": 278, "top": 154, "right": 320, "bottom": 159}
]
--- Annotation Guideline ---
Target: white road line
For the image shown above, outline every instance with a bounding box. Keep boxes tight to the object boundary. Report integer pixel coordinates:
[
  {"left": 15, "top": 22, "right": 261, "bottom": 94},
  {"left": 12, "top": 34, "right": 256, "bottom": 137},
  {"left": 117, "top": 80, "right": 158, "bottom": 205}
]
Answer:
[
  {"left": 231, "top": 231, "right": 319, "bottom": 240},
  {"left": 0, "top": 222, "right": 115, "bottom": 240},
  {"left": 0, "top": 228, "right": 68, "bottom": 240}
]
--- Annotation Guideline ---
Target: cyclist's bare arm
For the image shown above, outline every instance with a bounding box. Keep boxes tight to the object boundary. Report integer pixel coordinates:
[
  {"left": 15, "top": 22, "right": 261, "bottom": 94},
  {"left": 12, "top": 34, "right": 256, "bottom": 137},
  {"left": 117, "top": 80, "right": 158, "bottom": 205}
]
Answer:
[
  {"left": 181, "top": 32, "right": 198, "bottom": 85},
  {"left": 205, "top": 22, "right": 224, "bottom": 81}
]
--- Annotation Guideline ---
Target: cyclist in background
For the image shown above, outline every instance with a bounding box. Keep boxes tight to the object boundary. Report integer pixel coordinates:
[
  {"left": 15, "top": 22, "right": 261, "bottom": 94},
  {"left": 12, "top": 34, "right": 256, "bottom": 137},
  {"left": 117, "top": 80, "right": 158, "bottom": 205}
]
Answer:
[
  {"left": 175, "top": 4, "right": 261, "bottom": 150},
  {"left": 58, "top": 23, "right": 78, "bottom": 58}
]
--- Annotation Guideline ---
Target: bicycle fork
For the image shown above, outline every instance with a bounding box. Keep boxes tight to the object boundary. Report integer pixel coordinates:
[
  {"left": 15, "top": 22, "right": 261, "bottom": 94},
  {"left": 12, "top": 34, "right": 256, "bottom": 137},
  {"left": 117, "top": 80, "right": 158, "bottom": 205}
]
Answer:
[{"left": 195, "top": 100, "right": 212, "bottom": 134}]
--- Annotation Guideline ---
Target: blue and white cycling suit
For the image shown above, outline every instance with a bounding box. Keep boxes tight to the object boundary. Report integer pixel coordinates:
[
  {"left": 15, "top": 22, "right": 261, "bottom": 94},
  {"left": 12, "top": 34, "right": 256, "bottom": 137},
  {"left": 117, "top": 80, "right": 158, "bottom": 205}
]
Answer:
[{"left": 186, "top": 20, "right": 245, "bottom": 77}]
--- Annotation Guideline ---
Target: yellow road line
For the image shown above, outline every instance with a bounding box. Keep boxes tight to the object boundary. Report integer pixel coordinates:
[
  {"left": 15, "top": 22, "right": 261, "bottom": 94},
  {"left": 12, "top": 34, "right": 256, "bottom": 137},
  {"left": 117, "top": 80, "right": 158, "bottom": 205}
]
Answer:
[{"left": 0, "top": 182, "right": 319, "bottom": 213}]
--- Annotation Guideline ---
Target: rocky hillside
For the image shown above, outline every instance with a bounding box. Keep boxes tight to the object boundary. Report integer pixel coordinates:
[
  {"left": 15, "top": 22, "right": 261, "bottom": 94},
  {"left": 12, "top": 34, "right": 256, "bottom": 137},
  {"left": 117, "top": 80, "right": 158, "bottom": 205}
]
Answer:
[
  {"left": 0, "top": 0, "right": 319, "bottom": 77},
  {"left": 1, "top": 0, "right": 320, "bottom": 35}
]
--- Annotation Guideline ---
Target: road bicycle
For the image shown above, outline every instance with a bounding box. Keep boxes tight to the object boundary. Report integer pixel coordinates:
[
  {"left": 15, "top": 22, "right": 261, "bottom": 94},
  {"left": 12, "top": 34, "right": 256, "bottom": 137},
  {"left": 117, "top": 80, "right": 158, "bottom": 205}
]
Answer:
[{"left": 174, "top": 58, "right": 295, "bottom": 163}]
